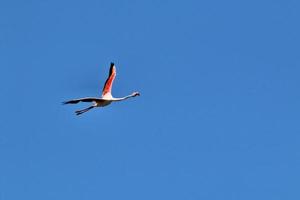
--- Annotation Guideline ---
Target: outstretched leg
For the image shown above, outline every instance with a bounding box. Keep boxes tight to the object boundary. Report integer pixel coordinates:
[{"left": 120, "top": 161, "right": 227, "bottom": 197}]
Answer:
[{"left": 75, "top": 106, "right": 95, "bottom": 115}]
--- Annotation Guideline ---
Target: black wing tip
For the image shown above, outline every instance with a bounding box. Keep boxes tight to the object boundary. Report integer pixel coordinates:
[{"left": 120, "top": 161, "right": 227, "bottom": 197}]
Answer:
[
  {"left": 109, "top": 62, "right": 115, "bottom": 74},
  {"left": 62, "top": 100, "right": 74, "bottom": 104}
]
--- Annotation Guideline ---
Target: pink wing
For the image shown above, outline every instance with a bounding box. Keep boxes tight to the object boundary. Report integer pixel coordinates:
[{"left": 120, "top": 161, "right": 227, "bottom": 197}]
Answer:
[{"left": 102, "top": 63, "right": 116, "bottom": 96}]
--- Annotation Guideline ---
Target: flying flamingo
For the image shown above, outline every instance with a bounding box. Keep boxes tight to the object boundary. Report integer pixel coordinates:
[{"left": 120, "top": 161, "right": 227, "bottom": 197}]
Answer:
[{"left": 63, "top": 62, "right": 140, "bottom": 115}]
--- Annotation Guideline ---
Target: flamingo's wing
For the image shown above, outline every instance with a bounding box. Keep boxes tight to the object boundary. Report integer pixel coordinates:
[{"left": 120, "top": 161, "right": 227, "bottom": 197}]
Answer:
[
  {"left": 63, "top": 97, "right": 103, "bottom": 104},
  {"left": 102, "top": 62, "right": 116, "bottom": 97}
]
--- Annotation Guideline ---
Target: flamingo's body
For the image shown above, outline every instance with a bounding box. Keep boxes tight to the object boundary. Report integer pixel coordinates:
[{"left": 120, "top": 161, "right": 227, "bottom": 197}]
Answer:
[{"left": 63, "top": 63, "right": 140, "bottom": 115}]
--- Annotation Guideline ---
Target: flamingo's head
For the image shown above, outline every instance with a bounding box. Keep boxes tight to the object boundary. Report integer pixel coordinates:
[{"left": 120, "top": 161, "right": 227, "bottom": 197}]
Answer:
[{"left": 132, "top": 92, "right": 140, "bottom": 97}]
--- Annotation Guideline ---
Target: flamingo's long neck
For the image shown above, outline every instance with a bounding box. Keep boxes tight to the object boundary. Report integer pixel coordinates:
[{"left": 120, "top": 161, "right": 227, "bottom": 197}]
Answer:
[{"left": 113, "top": 94, "right": 135, "bottom": 101}]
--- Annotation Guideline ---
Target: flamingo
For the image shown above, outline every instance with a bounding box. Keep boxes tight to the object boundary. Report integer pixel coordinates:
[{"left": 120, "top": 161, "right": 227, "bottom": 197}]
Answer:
[{"left": 63, "top": 62, "right": 140, "bottom": 115}]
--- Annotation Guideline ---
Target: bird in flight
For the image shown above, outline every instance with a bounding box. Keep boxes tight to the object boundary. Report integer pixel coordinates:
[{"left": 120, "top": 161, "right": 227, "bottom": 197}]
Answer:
[{"left": 63, "top": 62, "right": 140, "bottom": 115}]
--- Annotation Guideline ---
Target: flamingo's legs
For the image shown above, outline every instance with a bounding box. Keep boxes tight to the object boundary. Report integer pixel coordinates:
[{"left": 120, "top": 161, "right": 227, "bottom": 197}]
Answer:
[{"left": 75, "top": 106, "right": 95, "bottom": 115}]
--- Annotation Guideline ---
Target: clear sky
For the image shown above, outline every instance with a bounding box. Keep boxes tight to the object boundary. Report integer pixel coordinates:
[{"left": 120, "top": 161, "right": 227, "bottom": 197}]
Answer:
[{"left": 1, "top": 0, "right": 300, "bottom": 199}]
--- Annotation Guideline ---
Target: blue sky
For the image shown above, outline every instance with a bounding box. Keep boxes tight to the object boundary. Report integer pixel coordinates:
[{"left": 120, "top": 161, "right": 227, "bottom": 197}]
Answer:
[{"left": 1, "top": 0, "right": 300, "bottom": 199}]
